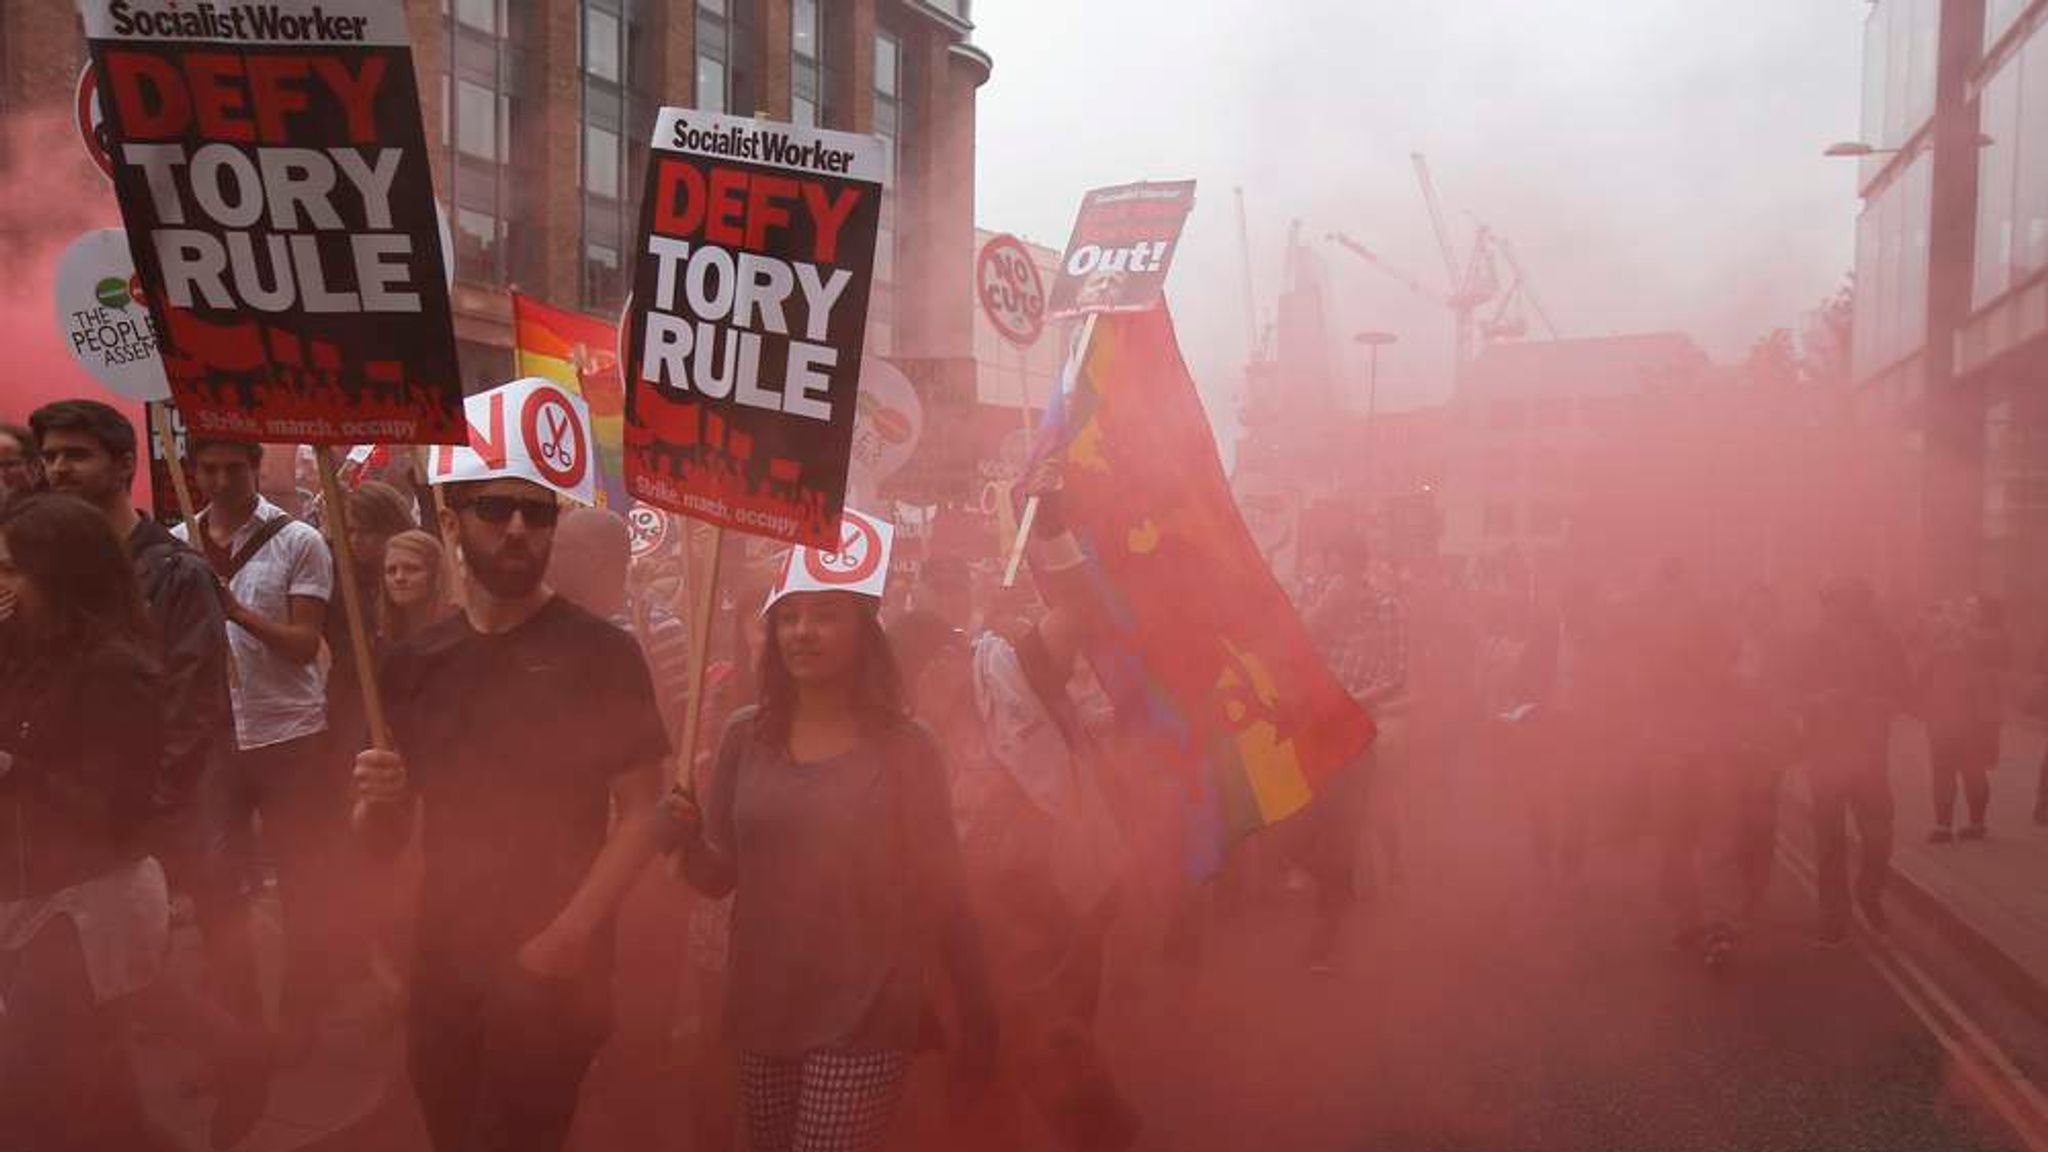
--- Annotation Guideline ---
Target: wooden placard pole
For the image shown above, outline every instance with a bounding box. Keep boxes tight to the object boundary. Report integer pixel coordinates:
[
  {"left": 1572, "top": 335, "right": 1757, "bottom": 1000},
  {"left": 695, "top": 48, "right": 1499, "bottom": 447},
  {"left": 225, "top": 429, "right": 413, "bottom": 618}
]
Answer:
[
  {"left": 674, "top": 521, "right": 726, "bottom": 800},
  {"left": 1017, "top": 335, "right": 1036, "bottom": 449},
  {"left": 1002, "top": 312, "right": 1098, "bottom": 588},
  {"left": 150, "top": 404, "right": 198, "bottom": 535},
  {"left": 316, "top": 447, "right": 392, "bottom": 750}
]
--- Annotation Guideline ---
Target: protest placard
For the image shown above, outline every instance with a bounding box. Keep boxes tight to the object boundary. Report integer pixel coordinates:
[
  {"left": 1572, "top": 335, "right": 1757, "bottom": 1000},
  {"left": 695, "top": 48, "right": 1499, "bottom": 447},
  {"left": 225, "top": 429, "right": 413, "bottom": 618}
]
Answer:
[
  {"left": 764, "top": 506, "right": 896, "bottom": 611},
  {"left": 847, "top": 356, "right": 922, "bottom": 504},
  {"left": 79, "top": 0, "right": 463, "bottom": 445},
  {"left": 627, "top": 504, "right": 673, "bottom": 560},
  {"left": 977, "top": 232, "right": 1047, "bottom": 347},
  {"left": 55, "top": 228, "right": 168, "bottom": 402},
  {"left": 427, "top": 378, "right": 598, "bottom": 507},
  {"left": 1046, "top": 181, "right": 1197, "bottom": 319},
  {"left": 621, "top": 109, "right": 886, "bottom": 549}
]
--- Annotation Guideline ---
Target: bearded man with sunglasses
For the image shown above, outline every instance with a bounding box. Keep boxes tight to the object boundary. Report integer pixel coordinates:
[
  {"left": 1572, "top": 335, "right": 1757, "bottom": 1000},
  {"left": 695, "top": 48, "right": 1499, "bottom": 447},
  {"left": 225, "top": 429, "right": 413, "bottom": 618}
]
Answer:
[{"left": 352, "top": 472, "right": 672, "bottom": 1152}]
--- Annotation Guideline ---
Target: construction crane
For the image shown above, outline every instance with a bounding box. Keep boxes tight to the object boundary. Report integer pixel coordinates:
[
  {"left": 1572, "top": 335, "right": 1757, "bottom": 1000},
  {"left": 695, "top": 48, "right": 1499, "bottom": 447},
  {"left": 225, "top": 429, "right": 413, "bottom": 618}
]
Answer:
[
  {"left": 1235, "top": 187, "right": 1261, "bottom": 359},
  {"left": 1482, "top": 228, "right": 1560, "bottom": 341},
  {"left": 1326, "top": 152, "right": 1560, "bottom": 387}
]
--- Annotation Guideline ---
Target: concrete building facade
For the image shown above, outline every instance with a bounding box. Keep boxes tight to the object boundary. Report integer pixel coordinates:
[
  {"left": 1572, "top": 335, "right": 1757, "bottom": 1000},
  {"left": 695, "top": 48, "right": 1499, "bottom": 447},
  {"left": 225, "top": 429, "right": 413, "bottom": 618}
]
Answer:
[{"left": 1849, "top": 0, "right": 2048, "bottom": 628}]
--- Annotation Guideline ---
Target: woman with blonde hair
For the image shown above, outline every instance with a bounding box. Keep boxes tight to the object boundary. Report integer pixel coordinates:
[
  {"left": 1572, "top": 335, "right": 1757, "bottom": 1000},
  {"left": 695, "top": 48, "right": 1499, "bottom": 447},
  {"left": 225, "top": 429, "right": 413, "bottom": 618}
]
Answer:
[{"left": 379, "top": 528, "right": 452, "bottom": 645}]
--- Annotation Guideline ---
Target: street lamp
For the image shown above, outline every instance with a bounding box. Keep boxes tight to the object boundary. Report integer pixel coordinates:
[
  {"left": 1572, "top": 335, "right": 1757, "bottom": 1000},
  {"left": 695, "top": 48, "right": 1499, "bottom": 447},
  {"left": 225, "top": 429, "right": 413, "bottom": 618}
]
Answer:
[
  {"left": 1824, "top": 134, "right": 1995, "bottom": 158},
  {"left": 1354, "top": 331, "right": 1398, "bottom": 425}
]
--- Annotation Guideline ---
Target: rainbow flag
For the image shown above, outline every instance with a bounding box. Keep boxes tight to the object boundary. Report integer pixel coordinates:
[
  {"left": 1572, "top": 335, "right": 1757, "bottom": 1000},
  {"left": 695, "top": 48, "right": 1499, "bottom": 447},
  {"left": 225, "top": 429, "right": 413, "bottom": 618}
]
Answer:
[
  {"left": 1040, "top": 306, "right": 1374, "bottom": 872},
  {"left": 512, "top": 293, "right": 629, "bottom": 509}
]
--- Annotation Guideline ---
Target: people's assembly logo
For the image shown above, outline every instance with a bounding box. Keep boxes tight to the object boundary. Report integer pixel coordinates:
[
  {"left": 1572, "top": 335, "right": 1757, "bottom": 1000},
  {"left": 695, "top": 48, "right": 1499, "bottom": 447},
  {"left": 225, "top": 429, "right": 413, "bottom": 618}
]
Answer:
[
  {"left": 804, "top": 512, "right": 883, "bottom": 585},
  {"left": 521, "top": 387, "right": 588, "bottom": 490},
  {"left": 93, "top": 274, "right": 146, "bottom": 312}
]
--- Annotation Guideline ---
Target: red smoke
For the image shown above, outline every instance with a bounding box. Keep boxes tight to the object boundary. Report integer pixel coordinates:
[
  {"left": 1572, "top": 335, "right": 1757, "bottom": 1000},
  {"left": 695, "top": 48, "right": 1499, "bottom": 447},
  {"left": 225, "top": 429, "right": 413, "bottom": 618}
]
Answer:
[{"left": 0, "top": 108, "right": 147, "bottom": 498}]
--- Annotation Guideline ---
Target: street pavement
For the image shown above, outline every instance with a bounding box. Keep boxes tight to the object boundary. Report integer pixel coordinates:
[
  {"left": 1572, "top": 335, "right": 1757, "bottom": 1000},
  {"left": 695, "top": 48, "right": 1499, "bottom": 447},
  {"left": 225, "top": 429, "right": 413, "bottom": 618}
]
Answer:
[
  {"left": 131, "top": 750, "right": 2042, "bottom": 1152},
  {"left": 1100, "top": 775, "right": 2022, "bottom": 1152},
  {"left": 1883, "top": 720, "right": 2048, "bottom": 1005}
]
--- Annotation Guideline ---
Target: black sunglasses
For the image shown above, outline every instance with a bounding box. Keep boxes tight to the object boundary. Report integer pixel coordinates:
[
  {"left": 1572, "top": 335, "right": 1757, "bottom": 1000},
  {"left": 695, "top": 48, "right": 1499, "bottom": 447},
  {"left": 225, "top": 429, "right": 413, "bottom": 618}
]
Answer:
[{"left": 459, "top": 495, "right": 561, "bottom": 528}]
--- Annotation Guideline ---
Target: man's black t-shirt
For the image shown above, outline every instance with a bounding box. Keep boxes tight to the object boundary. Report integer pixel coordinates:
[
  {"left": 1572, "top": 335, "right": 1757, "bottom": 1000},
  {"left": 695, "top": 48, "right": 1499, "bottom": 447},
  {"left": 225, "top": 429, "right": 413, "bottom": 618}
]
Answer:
[{"left": 381, "top": 596, "right": 670, "bottom": 977}]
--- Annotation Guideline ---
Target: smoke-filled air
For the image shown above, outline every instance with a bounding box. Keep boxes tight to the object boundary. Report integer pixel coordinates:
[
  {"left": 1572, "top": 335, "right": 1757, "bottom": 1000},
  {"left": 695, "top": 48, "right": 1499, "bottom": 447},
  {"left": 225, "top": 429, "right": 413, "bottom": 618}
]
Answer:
[{"left": 4, "top": 3, "right": 2048, "bottom": 1152}]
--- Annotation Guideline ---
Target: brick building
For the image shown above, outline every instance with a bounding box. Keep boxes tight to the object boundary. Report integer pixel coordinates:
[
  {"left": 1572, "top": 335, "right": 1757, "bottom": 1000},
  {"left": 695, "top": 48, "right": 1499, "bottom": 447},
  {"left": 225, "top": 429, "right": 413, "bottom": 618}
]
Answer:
[{"left": 2, "top": 0, "right": 992, "bottom": 498}]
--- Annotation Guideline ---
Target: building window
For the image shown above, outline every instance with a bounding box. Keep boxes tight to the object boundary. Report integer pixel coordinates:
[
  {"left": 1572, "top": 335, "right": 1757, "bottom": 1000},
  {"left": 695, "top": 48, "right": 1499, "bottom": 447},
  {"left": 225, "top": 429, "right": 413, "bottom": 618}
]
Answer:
[
  {"left": 1853, "top": 150, "right": 1932, "bottom": 379},
  {"left": 444, "top": 1, "right": 530, "bottom": 286},
  {"left": 582, "top": 0, "right": 648, "bottom": 311},
  {"left": 455, "top": 79, "right": 500, "bottom": 161},
  {"left": 583, "top": 243, "right": 623, "bottom": 310},
  {"left": 1974, "top": 20, "right": 2048, "bottom": 310},
  {"left": 584, "top": 124, "right": 621, "bottom": 198},
  {"left": 455, "top": 0, "right": 500, "bottom": 34},
  {"left": 457, "top": 338, "right": 516, "bottom": 396},
  {"left": 1861, "top": 0, "right": 1939, "bottom": 159},
  {"left": 872, "top": 29, "right": 902, "bottom": 353},
  {"left": 791, "top": 0, "right": 821, "bottom": 127},
  {"left": 585, "top": 5, "right": 621, "bottom": 82},
  {"left": 455, "top": 208, "right": 507, "bottom": 285},
  {"left": 697, "top": 0, "right": 730, "bottom": 113}
]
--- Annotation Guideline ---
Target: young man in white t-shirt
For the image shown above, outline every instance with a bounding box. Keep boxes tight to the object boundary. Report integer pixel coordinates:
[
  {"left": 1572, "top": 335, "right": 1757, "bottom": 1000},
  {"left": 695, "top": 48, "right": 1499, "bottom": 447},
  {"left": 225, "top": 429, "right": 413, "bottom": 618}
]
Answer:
[{"left": 175, "top": 438, "right": 337, "bottom": 1050}]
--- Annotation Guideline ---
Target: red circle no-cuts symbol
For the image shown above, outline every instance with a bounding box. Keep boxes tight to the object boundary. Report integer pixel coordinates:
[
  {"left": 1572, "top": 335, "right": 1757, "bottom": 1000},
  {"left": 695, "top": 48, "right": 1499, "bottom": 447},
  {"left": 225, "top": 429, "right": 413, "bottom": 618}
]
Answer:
[
  {"left": 627, "top": 506, "right": 668, "bottom": 559},
  {"left": 976, "top": 234, "right": 1046, "bottom": 348},
  {"left": 76, "top": 63, "right": 113, "bottom": 182},
  {"left": 804, "top": 512, "right": 882, "bottom": 586},
  {"left": 521, "top": 387, "right": 588, "bottom": 490}
]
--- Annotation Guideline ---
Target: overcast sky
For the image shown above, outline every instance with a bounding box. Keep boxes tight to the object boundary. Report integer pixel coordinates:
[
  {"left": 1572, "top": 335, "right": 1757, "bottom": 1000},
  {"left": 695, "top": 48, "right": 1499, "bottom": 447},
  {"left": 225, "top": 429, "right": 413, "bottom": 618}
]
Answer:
[{"left": 971, "top": 0, "right": 1869, "bottom": 436}]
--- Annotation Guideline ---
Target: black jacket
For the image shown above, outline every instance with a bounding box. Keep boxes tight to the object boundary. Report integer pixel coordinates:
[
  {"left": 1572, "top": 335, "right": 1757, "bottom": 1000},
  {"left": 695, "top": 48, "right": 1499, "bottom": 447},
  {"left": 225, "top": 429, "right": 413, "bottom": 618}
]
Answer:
[
  {"left": 0, "top": 641, "right": 164, "bottom": 901},
  {"left": 129, "top": 516, "right": 231, "bottom": 810}
]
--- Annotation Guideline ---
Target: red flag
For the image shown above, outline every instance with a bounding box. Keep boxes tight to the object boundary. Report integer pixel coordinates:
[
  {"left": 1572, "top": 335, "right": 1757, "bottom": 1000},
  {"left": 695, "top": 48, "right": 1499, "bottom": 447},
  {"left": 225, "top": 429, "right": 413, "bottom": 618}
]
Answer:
[{"left": 1052, "top": 306, "right": 1374, "bottom": 840}]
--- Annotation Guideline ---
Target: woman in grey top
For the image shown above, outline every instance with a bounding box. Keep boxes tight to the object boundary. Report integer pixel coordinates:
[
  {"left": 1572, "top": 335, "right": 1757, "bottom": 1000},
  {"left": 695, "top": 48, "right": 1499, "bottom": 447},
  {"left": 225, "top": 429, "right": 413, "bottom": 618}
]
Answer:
[{"left": 673, "top": 586, "right": 997, "bottom": 1152}]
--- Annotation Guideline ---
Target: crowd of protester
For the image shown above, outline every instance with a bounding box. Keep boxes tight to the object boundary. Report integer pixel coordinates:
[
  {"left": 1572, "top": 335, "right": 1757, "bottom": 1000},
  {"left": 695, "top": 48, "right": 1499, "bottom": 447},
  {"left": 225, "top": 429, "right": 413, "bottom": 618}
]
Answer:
[{"left": 5, "top": 396, "right": 2048, "bottom": 1152}]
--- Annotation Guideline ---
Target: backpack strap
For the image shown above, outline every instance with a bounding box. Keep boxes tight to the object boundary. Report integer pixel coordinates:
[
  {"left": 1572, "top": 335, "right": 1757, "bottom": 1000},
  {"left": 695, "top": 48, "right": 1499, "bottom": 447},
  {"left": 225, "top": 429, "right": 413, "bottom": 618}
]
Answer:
[{"left": 202, "top": 512, "right": 296, "bottom": 584}]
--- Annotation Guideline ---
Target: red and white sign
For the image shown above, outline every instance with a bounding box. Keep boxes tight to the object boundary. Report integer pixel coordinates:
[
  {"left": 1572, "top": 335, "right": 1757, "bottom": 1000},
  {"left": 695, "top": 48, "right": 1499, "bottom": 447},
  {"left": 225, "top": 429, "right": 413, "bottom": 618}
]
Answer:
[
  {"left": 427, "top": 377, "right": 596, "bottom": 505},
  {"left": 1047, "top": 181, "right": 1197, "bottom": 319},
  {"left": 627, "top": 504, "right": 671, "bottom": 559},
  {"left": 340, "top": 443, "right": 391, "bottom": 490},
  {"left": 977, "top": 233, "right": 1047, "bottom": 347},
  {"left": 55, "top": 228, "right": 168, "bottom": 402},
  {"left": 764, "top": 506, "right": 895, "bottom": 611},
  {"left": 75, "top": 62, "right": 113, "bottom": 182},
  {"left": 847, "top": 356, "right": 923, "bottom": 503}
]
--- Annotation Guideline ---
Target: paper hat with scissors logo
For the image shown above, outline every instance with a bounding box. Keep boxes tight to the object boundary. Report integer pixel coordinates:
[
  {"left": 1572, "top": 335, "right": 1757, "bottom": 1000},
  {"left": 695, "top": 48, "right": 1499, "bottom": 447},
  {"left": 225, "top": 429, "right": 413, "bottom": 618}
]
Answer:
[
  {"left": 427, "top": 377, "right": 597, "bottom": 506},
  {"left": 764, "top": 507, "right": 896, "bottom": 613}
]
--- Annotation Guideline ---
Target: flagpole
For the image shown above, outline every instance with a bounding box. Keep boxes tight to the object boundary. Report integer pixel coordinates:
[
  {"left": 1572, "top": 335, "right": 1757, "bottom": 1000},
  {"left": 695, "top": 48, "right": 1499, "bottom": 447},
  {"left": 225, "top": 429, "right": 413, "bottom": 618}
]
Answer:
[{"left": 1003, "top": 312, "right": 1097, "bottom": 588}]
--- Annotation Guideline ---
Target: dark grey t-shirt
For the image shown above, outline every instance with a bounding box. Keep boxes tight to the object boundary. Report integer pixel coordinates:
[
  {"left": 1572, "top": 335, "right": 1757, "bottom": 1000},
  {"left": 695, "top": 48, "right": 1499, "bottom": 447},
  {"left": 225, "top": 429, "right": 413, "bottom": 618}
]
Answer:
[{"left": 694, "top": 707, "right": 966, "bottom": 1056}]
